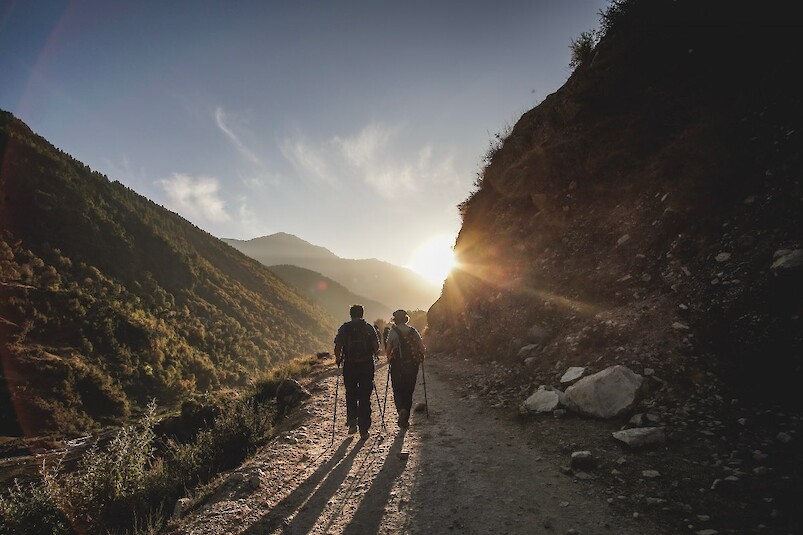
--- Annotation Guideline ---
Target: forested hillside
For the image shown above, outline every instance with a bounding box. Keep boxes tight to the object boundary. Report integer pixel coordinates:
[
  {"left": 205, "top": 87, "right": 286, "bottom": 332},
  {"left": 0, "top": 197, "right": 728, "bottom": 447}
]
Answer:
[{"left": 0, "top": 111, "right": 335, "bottom": 436}]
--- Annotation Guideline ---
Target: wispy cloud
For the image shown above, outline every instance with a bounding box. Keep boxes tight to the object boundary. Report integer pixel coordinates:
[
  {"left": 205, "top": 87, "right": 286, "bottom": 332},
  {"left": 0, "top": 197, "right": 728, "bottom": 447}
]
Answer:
[
  {"left": 215, "top": 107, "right": 262, "bottom": 166},
  {"left": 159, "top": 173, "right": 230, "bottom": 222},
  {"left": 279, "top": 137, "right": 336, "bottom": 184},
  {"left": 278, "top": 123, "right": 458, "bottom": 199}
]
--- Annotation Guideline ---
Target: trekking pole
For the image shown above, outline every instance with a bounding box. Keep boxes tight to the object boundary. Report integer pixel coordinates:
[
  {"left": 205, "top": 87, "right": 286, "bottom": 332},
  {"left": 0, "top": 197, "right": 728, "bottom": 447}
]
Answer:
[
  {"left": 373, "top": 381, "right": 387, "bottom": 432},
  {"left": 382, "top": 362, "right": 390, "bottom": 422},
  {"left": 421, "top": 360, "right": 429, "bottom": 418},
  {"left": 331, "top": 363, "right": 340, "bottom": 448}
]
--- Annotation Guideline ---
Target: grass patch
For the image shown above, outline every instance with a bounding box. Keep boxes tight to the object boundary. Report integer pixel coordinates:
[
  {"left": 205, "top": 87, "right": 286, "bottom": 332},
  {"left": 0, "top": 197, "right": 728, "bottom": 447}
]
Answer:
[{"left": 0, "top": 354, "right": 321, "bottom": 534}]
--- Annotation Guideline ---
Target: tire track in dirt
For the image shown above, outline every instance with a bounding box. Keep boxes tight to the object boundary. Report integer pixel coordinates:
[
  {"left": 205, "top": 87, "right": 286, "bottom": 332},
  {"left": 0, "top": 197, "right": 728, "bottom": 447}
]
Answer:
[{"left": 166, "top": 359, "right": 662, "bottom": 534}]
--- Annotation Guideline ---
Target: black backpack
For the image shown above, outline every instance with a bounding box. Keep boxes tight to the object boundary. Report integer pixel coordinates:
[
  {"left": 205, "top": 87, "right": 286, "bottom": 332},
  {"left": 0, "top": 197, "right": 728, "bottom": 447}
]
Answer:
[{"left": 345, "top": 321, "right": 377, "bottom": 362}]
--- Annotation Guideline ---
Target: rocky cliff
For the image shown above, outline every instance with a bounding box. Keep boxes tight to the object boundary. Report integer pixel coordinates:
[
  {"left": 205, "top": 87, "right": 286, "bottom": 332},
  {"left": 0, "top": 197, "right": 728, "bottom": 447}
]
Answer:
[{"left": 428, "top": 0, "right": 803, "bottom": 406}]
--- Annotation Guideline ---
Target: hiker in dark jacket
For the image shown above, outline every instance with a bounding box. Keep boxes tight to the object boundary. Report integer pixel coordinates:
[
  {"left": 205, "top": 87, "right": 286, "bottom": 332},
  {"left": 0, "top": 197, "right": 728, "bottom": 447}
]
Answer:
[
  {"left": 385, "top": 309, "right": 425, "bottom": 428},
  {"left": 334, "top": 304, "right": 380, "bottom": 440}
]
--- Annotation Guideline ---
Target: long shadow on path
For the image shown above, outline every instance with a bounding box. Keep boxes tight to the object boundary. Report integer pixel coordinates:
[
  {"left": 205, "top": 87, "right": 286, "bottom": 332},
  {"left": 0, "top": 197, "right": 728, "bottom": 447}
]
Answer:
[
  {"left": 339, "top": 430, "right": 408, "bottom": 535},
  {"left": 241, "top": 437, "right": 361, "bottom": 535}
]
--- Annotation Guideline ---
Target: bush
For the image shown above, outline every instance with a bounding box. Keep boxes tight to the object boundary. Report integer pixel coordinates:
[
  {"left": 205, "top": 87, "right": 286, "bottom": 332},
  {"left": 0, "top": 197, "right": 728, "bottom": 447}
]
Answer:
[
  {"left": 569, "top": 29, "right": 598, "bottom": 70},
  {"left": 41, "top": 403, "right": 162, "bottom": 533},
  {"left": 0, "top": 479, "right": 71, "bottom": 535}
]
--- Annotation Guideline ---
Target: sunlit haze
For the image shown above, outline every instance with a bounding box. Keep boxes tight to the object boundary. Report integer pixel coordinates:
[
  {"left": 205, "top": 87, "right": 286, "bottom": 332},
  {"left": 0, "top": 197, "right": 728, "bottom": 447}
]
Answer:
[
  {"left": 406, "top": 234, "right": 457, "bottom": 285},
  {"left": 0, "top": 0, "right": 609, "bottom": 267}
]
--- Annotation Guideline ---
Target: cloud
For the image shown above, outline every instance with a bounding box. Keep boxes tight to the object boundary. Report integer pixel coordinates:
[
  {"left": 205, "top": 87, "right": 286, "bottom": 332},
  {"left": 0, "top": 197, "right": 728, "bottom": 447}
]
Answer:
[
  {"left": 215, "top": 107, "right": 262, "bottom": 166},
  {"left": 159, "top": 173, "right": 230, "bottom": 223},
  {"left": 279, "top": 137, "right": 336, "bottom": 184},
  {"left": 279, "top": 123, "right": 461, "bottom": 199}
]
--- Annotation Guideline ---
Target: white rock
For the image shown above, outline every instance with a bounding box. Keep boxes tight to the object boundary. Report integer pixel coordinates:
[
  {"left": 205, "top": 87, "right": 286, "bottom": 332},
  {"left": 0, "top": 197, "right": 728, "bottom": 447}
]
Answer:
[
  {"left": 771, "top": 249, "right": 803, "bottom": 273},
  {"left": 714, "top": 252, "right": 731, "bottom": 262},
  {"left": 570, "top": 450, "right": 595, "bottom": 469},
  {"left": 172, "top": 497, "right": 192, "bottom": 519},
  {"left": 642, "top": 469, "right": 660, "bottom": 478},
  {"left": 521, "top": 386, "right": 563, "bottom": 413},
  {"left": 560, "top": 366, "right": 586, "bottom": 384},
  {"left": 564, "top": 365, "right": 646, "bottom": 418},
  {"left": 612, "top": 427, "right": 666, "bottom": 448},
  {"left": 617, "top": 234, "right": 631, "bottom": 246}
]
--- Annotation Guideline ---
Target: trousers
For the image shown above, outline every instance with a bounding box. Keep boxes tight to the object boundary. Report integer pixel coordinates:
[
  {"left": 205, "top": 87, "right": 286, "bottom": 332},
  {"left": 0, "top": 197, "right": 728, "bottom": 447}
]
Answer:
[
  {"left": 390, "top": 359, "right": 420, "bottom": 413},
  {"left": 343, "top": 359, "right": 374, "bottom": 432}
]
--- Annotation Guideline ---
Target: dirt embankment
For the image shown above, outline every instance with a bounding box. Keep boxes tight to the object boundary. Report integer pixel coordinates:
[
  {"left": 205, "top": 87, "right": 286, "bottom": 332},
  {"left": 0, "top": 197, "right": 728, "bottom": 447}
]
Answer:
[{"left": 165, "top": 358, "right": 660, "bottom": 535}]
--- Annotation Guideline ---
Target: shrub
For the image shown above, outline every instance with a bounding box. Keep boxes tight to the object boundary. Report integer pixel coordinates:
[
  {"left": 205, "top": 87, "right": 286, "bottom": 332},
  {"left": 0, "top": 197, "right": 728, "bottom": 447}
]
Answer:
[{"left": 569, "top": 29, "right": 598, "bottom": 70}]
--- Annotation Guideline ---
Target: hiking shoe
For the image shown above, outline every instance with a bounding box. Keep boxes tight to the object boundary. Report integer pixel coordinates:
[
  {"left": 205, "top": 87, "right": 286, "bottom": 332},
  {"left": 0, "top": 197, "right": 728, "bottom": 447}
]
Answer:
[
  {"left": 359, "top": 430, "right": 370, "bottom": 441},
  {"left": 347, "top": 419, "right": 358, "bottom": 434},
  {"left": 398, "top": 409, "right": 409, "bottom": 428}
]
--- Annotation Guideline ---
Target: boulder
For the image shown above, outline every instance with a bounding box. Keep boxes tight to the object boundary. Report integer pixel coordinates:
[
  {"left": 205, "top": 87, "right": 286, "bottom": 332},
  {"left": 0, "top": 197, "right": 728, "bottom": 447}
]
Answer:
[
  {"left": 525, "top": 324, "right": 550, "bottom": 345},
  {"left": 521, "top": 386, "right": 563, "bottom": 414},
  {"left": 612, "top": 427, "right": 666, "bottom": 448},
  {"left": 276, "top": 378, "right": 311, "bottom": 417},
  {"left": 560, "top": 366, "right": 586, "bottom": 384},
  {"left": 771, "top": 249, "right": 803, "bottom": 274},
  {"left": 564, "top": 365, "right": 645, "bottom": 418},
  {"left": 570, "top": 450, "right": 595, "bottom": 470}
]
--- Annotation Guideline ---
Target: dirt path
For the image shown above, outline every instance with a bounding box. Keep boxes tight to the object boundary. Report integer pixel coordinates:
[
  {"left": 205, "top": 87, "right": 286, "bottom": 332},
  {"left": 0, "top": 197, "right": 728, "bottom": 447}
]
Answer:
[{"left": 166, "top": 359, "right": 661, "bottom": 535}]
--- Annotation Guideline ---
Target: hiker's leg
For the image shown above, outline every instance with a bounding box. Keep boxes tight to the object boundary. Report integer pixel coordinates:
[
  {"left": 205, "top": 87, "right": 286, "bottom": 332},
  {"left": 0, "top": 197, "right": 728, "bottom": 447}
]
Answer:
[
  {"left": 356, "top": 361, "right": 374, "bottom": 432},
  {"left": 401, "top": 362, "right": 420, "bottom": 412},
  {"left": 390, "top": 362, "right": 405, "bottom": 413},
  {"left": 342, "top": 362, "right": 358, "bottom": 423}
]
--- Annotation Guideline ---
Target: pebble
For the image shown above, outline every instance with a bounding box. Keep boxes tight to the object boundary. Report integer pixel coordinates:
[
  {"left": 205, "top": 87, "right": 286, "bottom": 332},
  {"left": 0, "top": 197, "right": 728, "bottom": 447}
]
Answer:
[
  {"left": 715, "top": 252, "right": 731, "bottom": 262},
  {"left": 776, "top": 432, "right": 792, "bottom": 444},
  {"left": 642, "top": 470, "right": 660, "bottom": 479}
]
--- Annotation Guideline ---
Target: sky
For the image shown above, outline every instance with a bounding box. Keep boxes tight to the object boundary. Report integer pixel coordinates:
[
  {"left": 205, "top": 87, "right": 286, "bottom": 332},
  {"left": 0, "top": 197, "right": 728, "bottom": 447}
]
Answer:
[{"left": 1, "top": 0, "right": 608, "bottom": 279}]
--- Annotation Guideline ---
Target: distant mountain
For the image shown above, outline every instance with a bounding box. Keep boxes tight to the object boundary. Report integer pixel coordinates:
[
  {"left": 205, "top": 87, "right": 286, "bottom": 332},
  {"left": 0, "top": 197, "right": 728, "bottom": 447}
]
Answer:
[
  {"left": 268, "top": 265, "right": 393, "bottom": 324},
  {"left": 223, "top": 234, "right": 440, "bottom": 312},
  {"left": 0, "top": 110, "right": 335, "bottom": 436}
]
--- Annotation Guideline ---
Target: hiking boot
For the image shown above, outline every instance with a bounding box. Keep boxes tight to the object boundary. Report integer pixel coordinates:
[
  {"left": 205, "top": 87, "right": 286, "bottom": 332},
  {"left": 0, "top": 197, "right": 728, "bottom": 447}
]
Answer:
[
  {"left": 398, "top": 409, "right": 409, "bottom": 428},
  {"left": 359, "top": 430, "right": 370, "bottom": 441},
  {"left": 347, "top": 419, "right": 358, "bottom": 434}
]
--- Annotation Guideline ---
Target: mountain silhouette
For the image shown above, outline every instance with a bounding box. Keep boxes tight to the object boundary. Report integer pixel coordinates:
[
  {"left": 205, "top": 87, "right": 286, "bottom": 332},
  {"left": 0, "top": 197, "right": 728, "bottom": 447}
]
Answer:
[
  {"left": 224, "top": 234, "right": 440, "bottom": 312},
  {"left": 268, "top": 264, "right": 393, "bottom": 324}
]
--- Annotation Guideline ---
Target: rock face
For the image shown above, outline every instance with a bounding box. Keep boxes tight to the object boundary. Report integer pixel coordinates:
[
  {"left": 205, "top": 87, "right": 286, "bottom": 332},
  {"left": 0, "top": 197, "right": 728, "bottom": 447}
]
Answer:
[
  {"left": 564, "top": 365, "right": 645, "bottom": 418},
  {"left": 521, "top": 386, "right": 563, "bottom": 413},
  {"left": 612, "top": 427, "right": 666, "bottom": 448}
]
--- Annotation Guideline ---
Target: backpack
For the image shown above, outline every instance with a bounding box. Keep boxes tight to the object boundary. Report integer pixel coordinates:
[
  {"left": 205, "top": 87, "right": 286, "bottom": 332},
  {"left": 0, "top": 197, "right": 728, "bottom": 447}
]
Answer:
[
  {"left": 345, "top": 321, "right": 377, "bottom": 362},
  {"left": 393, "top": 326, "right": 425, "bottom": 363}
]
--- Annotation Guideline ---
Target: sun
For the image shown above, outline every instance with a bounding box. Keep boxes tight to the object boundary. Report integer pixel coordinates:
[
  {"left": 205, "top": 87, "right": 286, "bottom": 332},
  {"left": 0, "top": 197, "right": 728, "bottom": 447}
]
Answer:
[{"left": 407, "top": 235, "right": 457, "bottom": 285}]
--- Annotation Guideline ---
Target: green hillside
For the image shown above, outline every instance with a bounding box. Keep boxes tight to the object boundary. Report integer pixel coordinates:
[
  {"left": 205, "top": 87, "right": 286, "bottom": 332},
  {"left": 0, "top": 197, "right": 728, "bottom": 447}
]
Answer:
[{"left": 0, "top": 110, "right": 335, "bottom": 436}]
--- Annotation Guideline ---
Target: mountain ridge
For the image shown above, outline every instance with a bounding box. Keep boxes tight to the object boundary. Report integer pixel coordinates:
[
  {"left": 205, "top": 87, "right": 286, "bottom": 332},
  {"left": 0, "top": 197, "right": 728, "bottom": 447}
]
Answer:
[{"left": 223, "top": 234, "right": 440, "bottom": 312}]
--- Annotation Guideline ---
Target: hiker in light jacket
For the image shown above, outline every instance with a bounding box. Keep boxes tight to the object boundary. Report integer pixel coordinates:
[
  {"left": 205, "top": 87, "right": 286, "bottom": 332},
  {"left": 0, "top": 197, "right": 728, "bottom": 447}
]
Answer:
[{"left": 385, "top": 309, "right": 425, "bottom": 428}]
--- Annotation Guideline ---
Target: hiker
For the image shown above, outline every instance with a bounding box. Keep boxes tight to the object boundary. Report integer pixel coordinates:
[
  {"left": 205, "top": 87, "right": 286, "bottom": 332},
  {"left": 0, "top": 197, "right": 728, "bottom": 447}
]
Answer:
[
  {"left": 334, "top": 304, "right": 380, "bottom": 440},
  {"left": 385, "top": 309, "right": 425, "bottom": 428}
]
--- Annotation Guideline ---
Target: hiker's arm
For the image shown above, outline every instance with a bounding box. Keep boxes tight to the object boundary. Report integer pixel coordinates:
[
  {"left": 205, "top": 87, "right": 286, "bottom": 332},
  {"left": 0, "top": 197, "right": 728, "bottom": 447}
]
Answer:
[{"left": 333, "top": 327, "right": 345, "bottom": 366}]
